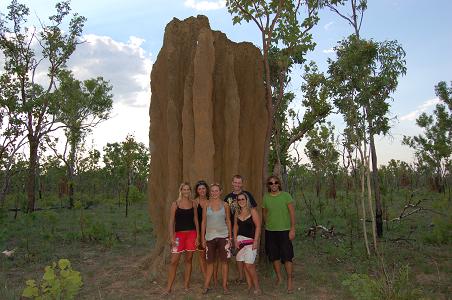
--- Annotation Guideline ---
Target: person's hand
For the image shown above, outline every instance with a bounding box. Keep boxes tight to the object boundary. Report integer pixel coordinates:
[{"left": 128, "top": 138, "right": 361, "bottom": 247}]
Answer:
[
  {"left": 195, "top": 237, "right": 200, "bottom": 248},
  {"left": 289, "top": 228, "right": 295, "bottom": 241},
  {"left": 252, "top": 240, "right": 259, "bottom": 250},
  {"left": 234, "top": 240, "right": 239, "bottom": 249},
  {"left": 202, "top": 239, "right": 207, "bottom": 249}
]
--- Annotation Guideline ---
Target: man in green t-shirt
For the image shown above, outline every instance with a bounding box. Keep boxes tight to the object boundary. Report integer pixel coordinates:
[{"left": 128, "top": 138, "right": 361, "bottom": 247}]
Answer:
[{"left": 262, "top": 175, "right": 296, "bottom": 294}]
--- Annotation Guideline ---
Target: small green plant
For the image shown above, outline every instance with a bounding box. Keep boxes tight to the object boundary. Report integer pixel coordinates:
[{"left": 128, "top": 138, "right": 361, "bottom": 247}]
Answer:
[
  {"left": 22, "top": 258, "right": 82, "bottom": 299},
  {"left": 423, "top": 216, "right": 452, "bottom": 245},
  {"left": 342, "top": 273, "right": 379, "bottom": 300},
  {"left": 342, "top": 265, "right": 423, "bottom": 300}
]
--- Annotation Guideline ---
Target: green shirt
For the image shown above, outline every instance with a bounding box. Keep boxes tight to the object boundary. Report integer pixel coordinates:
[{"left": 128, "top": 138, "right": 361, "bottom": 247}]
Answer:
[{"left": 263, "top": 191, "right": 293, "bottom": 231}]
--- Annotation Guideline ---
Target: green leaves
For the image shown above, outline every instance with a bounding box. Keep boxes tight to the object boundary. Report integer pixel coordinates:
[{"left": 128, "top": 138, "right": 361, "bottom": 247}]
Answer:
[
  {"left": 328, "top": 35, "right": 406, "bottom": 138},
  {"left": 22, "top": 258, "right": 83, "bottom": 299},
  {"left": 22, "top": 280, "right": 39, "bottom": 298},
  {"left": 403, "top": 81, "right": 452, "bottom": 191}
]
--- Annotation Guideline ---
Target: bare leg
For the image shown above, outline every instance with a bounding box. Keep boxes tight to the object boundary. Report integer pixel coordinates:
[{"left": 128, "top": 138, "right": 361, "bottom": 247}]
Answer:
[
  {"left": 272, "top": 260, "right": 283, "bottom": 285},
  {"left": 213, "top": 258, "right": 219, "bottom": 288},
  {"left": 165, "top": 252, "right": 182, "bottom": 293},
  {"left": 203, "top": 262, "right": 213, "bottom": 290},
  {"left": 236, "top": 260, "right": 244, "bottom": 281},
  {"left": 284, "top": 261, "right": 294, "bottom": 292},
  {"left": 183, "top": 251, "right": 194, "bottom": 289},
  {"left": 243, "top": 262, "right": 252, "bottom": 291},
  {"left": 221, "top": 260, "right": 229, "bottom": 293},
  {"left": 198, "top": 250, "right": 207, "bottom": 280},
  {"left": 245, "top": 263, "right": 260, "bottom": 293}
]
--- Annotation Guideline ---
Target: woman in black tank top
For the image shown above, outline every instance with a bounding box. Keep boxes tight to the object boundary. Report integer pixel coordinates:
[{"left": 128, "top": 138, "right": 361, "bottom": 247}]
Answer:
[
  {"left": 193, "top": 180, "right": 210, "bottom": 280},
  {"left": 233, "top": 192, "right": 261, "bottom": 295},
  {"left": 163, "top": 183, "right": 199, "bottom": 296}
]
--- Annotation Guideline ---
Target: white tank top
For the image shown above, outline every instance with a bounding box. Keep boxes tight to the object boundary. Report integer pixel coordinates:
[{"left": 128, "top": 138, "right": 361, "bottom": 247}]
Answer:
[{"left": 205, "top": 205, "right": 228, "bottom": 241}]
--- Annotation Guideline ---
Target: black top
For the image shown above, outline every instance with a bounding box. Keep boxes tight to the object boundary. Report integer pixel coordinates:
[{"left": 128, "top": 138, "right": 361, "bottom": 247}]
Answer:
[
  {"left": 196, "top": 203, "right": 203, "bottom": 233},
  {"left": 224, "top": 190, "right": 257, "bottom": 224},
  {"left": 237, "top": 215, "right": 255, "bottom": 239},
  {"left": 175, "top": 204, "right": 195, "bottom": 232}
]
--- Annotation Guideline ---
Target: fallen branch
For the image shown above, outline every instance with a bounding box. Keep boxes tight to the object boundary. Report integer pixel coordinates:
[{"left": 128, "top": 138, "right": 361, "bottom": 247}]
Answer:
[
  {"left": 306, "top": 225, "right": 336, "bottom": 239},
  {"left": 391, "top": 197, "right": 447, "bottom": 221}
]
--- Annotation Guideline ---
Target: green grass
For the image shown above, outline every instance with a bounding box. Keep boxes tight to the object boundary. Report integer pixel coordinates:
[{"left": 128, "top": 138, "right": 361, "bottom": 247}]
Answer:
[{"left": 0, "top": 188, "right": 451, "bottom": 299}]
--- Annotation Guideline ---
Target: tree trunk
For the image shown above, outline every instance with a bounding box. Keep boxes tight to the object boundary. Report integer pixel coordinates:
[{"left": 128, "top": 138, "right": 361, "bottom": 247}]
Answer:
[
  {"left": 0, "top": 174, "right": 12, "bottom": 207},
  {"left": 125, "top": 172, "right": 130, "bottom": 217},
  {"left": 369, "top": 133, "right": 383, "bottom": 237},
  {"left": 262, "top": 42, "right": 273, "bottom": 191},
  {"left": 26, "top": 139, "right": 39, "bottom": 213}
]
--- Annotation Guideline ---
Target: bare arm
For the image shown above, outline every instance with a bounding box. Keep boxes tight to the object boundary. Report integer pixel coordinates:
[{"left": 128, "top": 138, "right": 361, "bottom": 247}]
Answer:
[
  {"left": 193, "top": 200, "right": 200, "bottom": 245},
  {"left": 262, "top": 207, "right": 268, "bottom": 227},
  {"left": 224, "top": 203, "right": 232, "bottom": 239},
  {"left": 168, "top": 202, "right": 177, "bottom": 245},
  {"left": 233, "top": 214, "right": 239, "bottom": 248},
  {"left": 288, "top": 202, "right": 296, "bottom": 240},
  {"left": 251, "top": 208, "right": 261, "bottom": 250},
  {"left": 201, "top": 203, "right": 207, "bottom": 248}
]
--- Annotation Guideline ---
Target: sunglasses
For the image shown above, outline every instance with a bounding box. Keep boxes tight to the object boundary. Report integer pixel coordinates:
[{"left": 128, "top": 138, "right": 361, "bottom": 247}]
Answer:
[{"left": 268, "top": 181, "right": 279, "bottom": 185}]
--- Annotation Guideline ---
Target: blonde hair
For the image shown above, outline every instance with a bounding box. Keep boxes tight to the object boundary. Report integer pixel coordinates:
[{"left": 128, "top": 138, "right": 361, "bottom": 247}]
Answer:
[{"left": 177, "top": 182, "right": 192, "bottom": 202}]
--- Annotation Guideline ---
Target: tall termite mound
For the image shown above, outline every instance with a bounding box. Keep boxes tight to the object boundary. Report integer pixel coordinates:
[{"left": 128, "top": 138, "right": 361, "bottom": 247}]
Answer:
[{"left": 147, "top": 15, "right": 267, "bottom": 275}]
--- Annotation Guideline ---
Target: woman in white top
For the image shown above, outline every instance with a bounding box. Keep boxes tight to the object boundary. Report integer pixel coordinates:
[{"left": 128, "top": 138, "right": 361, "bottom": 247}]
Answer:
[{"left": 201, "top": 183, "right": 232, "bottom": 295}]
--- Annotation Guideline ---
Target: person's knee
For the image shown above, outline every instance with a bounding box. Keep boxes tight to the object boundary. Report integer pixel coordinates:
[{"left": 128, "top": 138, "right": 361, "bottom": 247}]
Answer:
[
  {"left": 170, "top": 257, "right": 180, "bottom": 267},
  {"left": 185, "top": 254, "right": 193, "bottom": 263}
]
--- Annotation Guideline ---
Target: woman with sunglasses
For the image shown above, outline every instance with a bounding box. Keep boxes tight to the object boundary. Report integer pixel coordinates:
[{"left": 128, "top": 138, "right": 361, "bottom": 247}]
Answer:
[
  {"left": 201, "top": 183, "right": 232, "bottom": 295},
  {"left": 233, "top": 192, "right": 262, "bottom": 295},
  {"left": 262, "top": 175, "right": 296, "bottom": 294}
]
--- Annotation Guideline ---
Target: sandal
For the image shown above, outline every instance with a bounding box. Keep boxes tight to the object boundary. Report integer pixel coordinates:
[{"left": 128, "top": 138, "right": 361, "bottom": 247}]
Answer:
[
  {"left": 223, "top": 288, "right": 231, "bottom": 295},
  {"left": 201, "top": 287, "right": 210, "bottom": 295},
  {"left": 253, "top": 289, "right": 262, "bottom": 296}
]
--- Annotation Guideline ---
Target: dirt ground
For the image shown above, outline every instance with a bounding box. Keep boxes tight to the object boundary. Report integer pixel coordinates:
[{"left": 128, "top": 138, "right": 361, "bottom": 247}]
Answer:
[{"left": 77, "top": 247, "right": 337, "bottom": 299}]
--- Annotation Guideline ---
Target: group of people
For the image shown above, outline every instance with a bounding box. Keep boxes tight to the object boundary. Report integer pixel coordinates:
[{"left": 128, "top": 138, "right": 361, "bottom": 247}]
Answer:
[{"left": 162, "top": 174, "right": 296, "bottom": 296}]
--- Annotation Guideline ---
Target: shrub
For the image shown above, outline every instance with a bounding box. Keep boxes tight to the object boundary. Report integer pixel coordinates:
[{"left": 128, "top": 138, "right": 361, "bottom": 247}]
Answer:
[
  {"left": 22, "top": 258, "right": 82, "bottom": 299},
  {"left": 342, "top": 265, "right": 422, "bottom": 300},
  {"left": 423, "top": 216, "right": 452, "bottom": 245}
]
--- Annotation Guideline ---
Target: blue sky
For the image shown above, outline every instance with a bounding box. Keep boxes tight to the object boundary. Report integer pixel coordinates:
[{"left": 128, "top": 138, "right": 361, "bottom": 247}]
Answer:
[{"left": 1, "top": 0, "right": 451, "bottom": 166}]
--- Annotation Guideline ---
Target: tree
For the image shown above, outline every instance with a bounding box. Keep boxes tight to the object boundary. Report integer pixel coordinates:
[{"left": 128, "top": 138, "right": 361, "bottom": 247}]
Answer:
[
  {"left": 226, "top": 0, "right": 330, "bottom": 186},
  {"left": 103, "top": 135, "right": 149, "bottom": 216},
  {"left": 403, "top": 81, "right": 452, "bottom": 192},
  {"left": 326, "top": 0, "right": 406, "bottom": 238},
  {"left": 51, "top": 70, "right": 113, "bottom": 208},
  {"left": 0, "top": 0, "right": 86, "bottom": 212},
  {"left": 304, "top": 122, "right": 339, "bottom": 198},
  {"left": 270, "top": 61, "right": 331, "bottom": 180}
]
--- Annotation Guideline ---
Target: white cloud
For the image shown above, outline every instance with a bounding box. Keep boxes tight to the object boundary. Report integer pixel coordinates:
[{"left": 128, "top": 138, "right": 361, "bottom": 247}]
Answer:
[
  {"left": 322, "top": 48, "right": 335, "bottom": 54},
  {"left": 400, "top": 97, "right": 440, "bottom": 121},
  {"left": 68, "top": 34, "right": 152, "bottom": 108},
  {"left": 0, "top": 32, "right": 152, "bottom": 148},
  {"left": 184, "top": 0, "right": 226, "bottom": 11},
  {"left": 324, "top": 21, "right": 334, "bottom": 30},
  {"left": 66, "top": 34, "right": 153, "bottom": 147}
]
